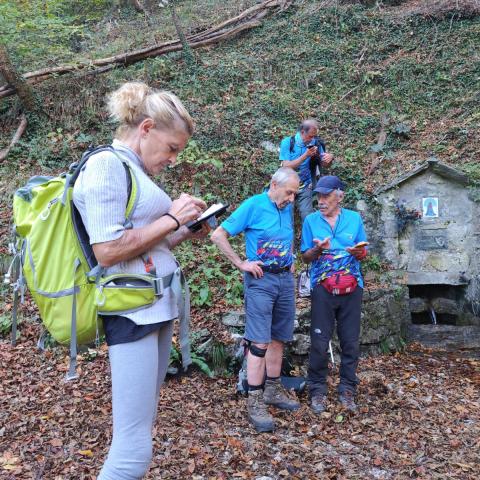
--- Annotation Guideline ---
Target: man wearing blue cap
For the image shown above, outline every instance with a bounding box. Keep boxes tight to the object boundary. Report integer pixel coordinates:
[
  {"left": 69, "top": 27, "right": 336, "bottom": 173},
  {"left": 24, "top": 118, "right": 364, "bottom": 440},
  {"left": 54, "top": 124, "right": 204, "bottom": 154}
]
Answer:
[
  {"left": 301, "top": 175, "right": 368, "bottom": 413},
  {"left": 279, "top": 119, "right": 334, "bottom": 221}
]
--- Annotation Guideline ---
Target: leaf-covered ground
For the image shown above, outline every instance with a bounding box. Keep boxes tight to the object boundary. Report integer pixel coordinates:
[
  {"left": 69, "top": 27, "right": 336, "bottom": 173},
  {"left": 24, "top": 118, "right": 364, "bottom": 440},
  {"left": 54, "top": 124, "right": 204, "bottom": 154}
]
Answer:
[
  {"left": 1, "top": 319, "right": 478, "bottom": 480},
  {"left": 1, "top": 2, "right": 480, "bottom": 478}
]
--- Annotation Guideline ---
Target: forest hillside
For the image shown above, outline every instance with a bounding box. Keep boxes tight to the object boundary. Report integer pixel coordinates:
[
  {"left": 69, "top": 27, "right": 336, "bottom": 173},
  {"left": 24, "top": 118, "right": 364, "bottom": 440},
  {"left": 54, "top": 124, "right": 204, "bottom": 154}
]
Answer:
[
  {"left": 0, "top": 2, "right": 479, "bottom": 478},
  {"left": 1, "top": 0, "right": 479, "bottom": 306}
]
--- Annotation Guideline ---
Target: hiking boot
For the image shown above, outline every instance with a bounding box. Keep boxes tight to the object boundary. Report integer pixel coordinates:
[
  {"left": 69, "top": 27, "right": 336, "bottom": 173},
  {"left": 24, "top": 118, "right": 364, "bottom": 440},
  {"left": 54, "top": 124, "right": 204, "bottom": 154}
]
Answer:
[
  {"left": 264, "top": 379, "right": 300, "bottom": 411},
  {"left": 310, "top": 393, "right": 328, "bottom": 414},
  {"left": 339, "top": 390, "right": 357, "bottom": 412},
  {"left": 247, "top": 389, "right": 275, "bottom": 432}
]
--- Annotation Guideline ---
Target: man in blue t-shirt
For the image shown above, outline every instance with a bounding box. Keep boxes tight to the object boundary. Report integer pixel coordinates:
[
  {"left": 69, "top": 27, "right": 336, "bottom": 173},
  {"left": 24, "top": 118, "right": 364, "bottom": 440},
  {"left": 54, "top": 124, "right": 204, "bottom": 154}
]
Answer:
[
  {"left": 301, "top": 175, "right": 368, "bottom": 414},
  {"left": 280, "top": 118, "right": 334, "bottom": 221},
  {"left": 211, "top": 167, "right": 300, "bottom": 432}
]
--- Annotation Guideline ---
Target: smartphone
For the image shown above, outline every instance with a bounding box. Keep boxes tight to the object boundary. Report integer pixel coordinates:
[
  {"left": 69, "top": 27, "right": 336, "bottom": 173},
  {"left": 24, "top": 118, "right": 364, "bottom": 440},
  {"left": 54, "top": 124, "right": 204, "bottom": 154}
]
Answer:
[
  {"left": 353, "top": 241, "right": 369, "bottom": 248},
  {"left": 186, "top": 203, "right": 229, "bottom": 232}
]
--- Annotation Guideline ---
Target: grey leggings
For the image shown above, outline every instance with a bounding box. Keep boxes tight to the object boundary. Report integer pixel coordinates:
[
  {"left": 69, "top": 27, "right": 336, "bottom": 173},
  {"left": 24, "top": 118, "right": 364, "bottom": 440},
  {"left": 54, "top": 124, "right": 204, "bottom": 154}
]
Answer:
[{"left": 98, "top": 320, "right": 174, "bottom": 480}]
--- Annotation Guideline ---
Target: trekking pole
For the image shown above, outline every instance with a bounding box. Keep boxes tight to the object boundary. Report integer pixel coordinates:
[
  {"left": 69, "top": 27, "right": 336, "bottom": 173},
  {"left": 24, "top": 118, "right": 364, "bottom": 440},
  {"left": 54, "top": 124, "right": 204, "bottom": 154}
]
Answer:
[{"left": 328, "top": 340, "right": 335, "bottom": 369}]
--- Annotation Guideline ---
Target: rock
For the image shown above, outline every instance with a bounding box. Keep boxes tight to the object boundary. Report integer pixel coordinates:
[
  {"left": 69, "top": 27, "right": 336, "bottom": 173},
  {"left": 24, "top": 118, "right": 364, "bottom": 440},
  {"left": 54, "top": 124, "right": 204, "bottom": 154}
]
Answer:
[
  {"left": 431, "top": 298, "right": 459, "bottom": 315},
  {"left": 193, "top": 328, "right": 211, "bottom": 342},
  {"left": 356, "top": 199, "right": 368, "bottom": 212},
  {"left": 195, "top": 337, "right": 212, "bottom": 356},
  {"left": 226, "top": 333, "right": 245, "bottom": 361},
  {"left": 409, "top": 297, "right": 428, "bottom": 313},
  {"left": 260, "top": 141, "right": 278, "bottom": 153},
  {"left": 361, "top": 286, "right": 410, "bottom": 345},
  {"left": 295, "top": 308, "right": 311, "bottom": 332},
  {"left": 406, "top": 324, "right": 480, "bottom": 349},
  {"left": 364, "top": 271, "right": 377, "bottom": 283},
  {"left": 291, "top": 334, "right": 310, "bottom": 355},
  {"left": 222, "top": 311, "right": 245, "bottom": 327}
]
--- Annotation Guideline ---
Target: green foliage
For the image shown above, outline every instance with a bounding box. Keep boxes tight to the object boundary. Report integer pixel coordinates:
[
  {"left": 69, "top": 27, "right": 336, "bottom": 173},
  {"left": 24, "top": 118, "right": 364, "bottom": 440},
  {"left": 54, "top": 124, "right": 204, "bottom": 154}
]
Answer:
[
  {"left": 393, "top": 286, "right": 405, "bottom": 302},
  {"left": 81, "top": 348, "right": 99, "bottom": 361},
  {"left": 177, "top": 140, "right": 223, "bottom": 169},
  {"left": 362, "top": 254, "right": 384, "bottom": 274},
  {"left": 177, "top": 242, "right": 243, "bottom": 307},
  {"left": 0, "top": 314, "right": 14, "bottom": 339},
  {"left": 169, "top": 344, "right": 180, "bottom": 366},
  {"left": 1, "top": 0, "right": 112, "bottom": 67},
  {"left": 41, "top": 330, "right": 58, "bottom": 349},
  {"left": 333, "top": 147, "right": 367, "bottom": 206},
  {"left": 462, "top": 162, "right": 480, "bottom": 183},
  {"left": 211, "top": 340, "right": 228, "bottom": 375},
  {"left": 191, "top": 351, "right": 214, "bottom": 378},
  {"left": 380, "top": 335, "right": 407, "bottom": 354},
  {"left": 169, "top": 343, "right": 214, "bottom": 378}
]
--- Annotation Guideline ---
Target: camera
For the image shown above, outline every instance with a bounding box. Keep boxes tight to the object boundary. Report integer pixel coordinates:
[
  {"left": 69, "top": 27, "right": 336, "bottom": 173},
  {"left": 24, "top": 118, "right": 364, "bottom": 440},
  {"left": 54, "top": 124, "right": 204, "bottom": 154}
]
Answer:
[
  {"left": 305, "top": 137, "right": 323, "bottom": 162},
  {"left": 305, "top": 136, "right": 326, "bottom": 178}
]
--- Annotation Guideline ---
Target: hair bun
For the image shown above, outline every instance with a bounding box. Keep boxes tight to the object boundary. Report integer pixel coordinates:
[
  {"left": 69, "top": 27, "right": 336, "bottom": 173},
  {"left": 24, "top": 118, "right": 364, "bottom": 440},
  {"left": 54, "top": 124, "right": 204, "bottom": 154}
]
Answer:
[
  {"left": 107, "top": 82, "right": 193, "bottom": 136},
  {"left": 107, "top": 82, "right": 151, "bottom": 125}
]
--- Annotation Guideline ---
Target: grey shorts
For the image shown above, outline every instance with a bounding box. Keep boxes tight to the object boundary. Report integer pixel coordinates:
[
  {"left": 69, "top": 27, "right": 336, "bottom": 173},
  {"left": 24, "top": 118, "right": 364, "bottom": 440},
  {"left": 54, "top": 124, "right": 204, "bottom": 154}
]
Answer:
[{"left": 243, "top": 271, "right": 296, "bottom": 344}]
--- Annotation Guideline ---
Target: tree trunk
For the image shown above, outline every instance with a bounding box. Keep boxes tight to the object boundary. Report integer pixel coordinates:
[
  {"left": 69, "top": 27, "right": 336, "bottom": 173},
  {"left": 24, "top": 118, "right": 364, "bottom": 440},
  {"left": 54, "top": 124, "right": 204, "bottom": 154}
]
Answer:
[
  {"left": 169, "top": 2, "right": 195, "bottom": 68},
  {"left": 0, "top": 42, "right": 40, "bottom": 115}
]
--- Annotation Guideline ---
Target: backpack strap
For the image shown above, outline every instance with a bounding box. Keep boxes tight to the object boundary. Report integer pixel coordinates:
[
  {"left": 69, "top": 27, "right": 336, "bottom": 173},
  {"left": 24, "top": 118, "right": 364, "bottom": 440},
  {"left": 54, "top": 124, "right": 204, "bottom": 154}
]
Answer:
[
  {"left": 170, "top": 267, "right": 192, "bottom": 370},
  {"left": 66, "top": 258, "right": 82, "bottom": 381},
  {"left": 309, "top": 138, "right": 327, "bottom": 184},
  {"left": 289, "top": 135, "right": 295, "bottom": 153},
  {"left": 67, "top": 145, "right": 139, "bottom": 220},
  {"left": 121, "top": 161, "right": 138, "bottom": 229},
  {"left": 7, "top": 241, "right": 24, "bottom": 347}
]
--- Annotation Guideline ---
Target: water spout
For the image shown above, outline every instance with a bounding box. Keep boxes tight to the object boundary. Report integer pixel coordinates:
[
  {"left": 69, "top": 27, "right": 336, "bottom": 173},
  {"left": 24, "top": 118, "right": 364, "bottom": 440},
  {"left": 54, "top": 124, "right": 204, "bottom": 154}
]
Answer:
[{"left": 429, "top": 306, "right": 437, "bottom": 325}]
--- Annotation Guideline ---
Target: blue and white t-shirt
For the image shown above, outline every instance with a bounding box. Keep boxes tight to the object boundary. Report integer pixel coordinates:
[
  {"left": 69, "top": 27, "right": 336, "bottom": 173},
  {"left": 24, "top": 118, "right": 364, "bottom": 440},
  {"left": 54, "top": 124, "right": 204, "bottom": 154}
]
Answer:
[
  {"left": 221, "top": 192, "right": 294, "bottom": 268},
  {"left": 301, "top": 208, "right": 367, "bottom": 288},
  {"left": 279, "top": 132, "right": 325, "bottom": 192}
]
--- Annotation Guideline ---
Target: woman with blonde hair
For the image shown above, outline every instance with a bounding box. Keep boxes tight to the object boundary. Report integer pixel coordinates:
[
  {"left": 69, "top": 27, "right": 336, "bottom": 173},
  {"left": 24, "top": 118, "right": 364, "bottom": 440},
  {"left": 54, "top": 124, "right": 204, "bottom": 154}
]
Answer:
[{"left": 73, "top": 82, "right": 207, "bottom": 479}]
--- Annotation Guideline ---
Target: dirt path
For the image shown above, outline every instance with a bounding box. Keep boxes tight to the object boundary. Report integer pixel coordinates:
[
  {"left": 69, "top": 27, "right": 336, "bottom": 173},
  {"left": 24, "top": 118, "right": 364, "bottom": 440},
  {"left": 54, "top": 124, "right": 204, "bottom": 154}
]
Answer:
[{"left": 1, "top": 320, "right": 479, "bottom": 479}]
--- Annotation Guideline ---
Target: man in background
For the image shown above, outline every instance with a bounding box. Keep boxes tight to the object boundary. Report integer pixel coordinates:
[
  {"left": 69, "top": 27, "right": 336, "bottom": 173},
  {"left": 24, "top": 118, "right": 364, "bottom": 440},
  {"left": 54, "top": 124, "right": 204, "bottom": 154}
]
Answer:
[{"left": 280, "top": 118, "right": 334, "bottom": 221}]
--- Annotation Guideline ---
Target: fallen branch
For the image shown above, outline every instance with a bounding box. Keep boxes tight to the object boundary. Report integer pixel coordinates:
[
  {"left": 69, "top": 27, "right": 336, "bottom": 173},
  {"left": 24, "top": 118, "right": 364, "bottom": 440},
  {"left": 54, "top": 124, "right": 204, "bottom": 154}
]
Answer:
[
  {"left": 72, "top": 18, "right": 264, "bottom": 79},
  {"left": 0, "top": 114, "right": 27, "bottom": 162},
  {"left": 0, "top": 0, "right": 289, "bottom": 100}
]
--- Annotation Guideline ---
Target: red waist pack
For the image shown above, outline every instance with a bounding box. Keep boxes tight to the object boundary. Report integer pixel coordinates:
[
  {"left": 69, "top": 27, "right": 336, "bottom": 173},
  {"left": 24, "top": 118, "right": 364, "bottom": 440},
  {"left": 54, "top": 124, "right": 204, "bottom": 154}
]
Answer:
[{"left": 321, "top": 273, "right": 357, "bottom": 295}]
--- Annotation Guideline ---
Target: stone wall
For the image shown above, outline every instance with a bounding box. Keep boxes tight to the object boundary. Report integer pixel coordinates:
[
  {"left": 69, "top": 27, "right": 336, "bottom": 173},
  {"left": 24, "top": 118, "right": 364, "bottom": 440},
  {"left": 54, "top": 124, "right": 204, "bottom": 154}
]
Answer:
[{"left": 219, "top": 284, "right": 410, "bottom": 368}]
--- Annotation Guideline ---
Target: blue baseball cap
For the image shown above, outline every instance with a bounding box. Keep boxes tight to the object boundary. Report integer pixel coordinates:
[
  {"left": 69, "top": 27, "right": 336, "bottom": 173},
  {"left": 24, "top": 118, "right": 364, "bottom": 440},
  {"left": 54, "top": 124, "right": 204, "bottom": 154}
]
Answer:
[{"left": 313, "top": 175, "right": 345, "bottom": 194}]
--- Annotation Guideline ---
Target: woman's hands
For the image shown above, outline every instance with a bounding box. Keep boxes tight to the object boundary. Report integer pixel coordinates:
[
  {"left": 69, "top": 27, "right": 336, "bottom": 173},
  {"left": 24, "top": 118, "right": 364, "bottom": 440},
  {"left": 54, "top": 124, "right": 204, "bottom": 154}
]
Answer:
[
  {"left": 168, "top": 193, "right": 206, "bottom": 226},
  {"left": 165, "top": 194, "right": 211, "bottom": 248}
]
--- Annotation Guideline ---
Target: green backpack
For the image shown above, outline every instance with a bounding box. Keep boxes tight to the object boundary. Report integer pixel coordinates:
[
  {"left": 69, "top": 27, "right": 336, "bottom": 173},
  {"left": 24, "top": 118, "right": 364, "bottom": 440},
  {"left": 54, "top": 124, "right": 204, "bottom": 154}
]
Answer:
[{"left": 7, "top": 146, "right": 191, "bottom": 379}]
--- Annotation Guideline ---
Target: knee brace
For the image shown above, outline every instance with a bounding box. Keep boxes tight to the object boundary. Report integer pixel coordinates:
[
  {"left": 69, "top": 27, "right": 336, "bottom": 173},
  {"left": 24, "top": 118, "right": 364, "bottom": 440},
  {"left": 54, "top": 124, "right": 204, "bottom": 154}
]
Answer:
[{"left": 248, "top": 342, "right": 267, "bottom": 358}]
